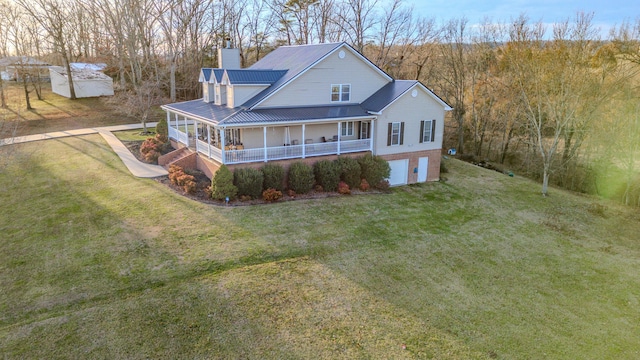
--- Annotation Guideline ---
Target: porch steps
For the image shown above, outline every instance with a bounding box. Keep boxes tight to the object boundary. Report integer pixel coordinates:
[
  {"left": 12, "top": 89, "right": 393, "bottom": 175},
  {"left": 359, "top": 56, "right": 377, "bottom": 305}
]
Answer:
[{"left": 159, "top": 147, "right": 196, "bottom": 170}]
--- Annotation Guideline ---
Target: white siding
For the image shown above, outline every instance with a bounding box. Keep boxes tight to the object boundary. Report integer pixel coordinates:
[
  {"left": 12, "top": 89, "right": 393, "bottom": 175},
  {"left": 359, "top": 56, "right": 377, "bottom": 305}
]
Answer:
[
  {"left": 258, "top": 47, "right": 390, "bottom": 108},
  {"left": 373, "top": 86, "right": 445, "bottom": 156},
  {"left": 232, "top": 85, "right": 269, "bottom": 108},
  {"left": 50, "top": 70, "right": 114, "bottom": 98}
]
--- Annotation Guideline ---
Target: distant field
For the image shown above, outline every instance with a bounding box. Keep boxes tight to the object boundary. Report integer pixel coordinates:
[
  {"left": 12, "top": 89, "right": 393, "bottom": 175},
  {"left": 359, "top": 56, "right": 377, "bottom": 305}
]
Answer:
[
  {"left": 1, "top": 135, "right": 639, "bottom": 358},
  {"left": 0, "top": 81, "right": 149, "bottom": 136}
]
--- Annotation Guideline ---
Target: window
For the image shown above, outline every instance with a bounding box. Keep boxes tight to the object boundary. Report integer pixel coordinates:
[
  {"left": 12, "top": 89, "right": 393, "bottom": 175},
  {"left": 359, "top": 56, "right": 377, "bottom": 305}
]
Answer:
[
  {"left": 420, "top": 120, "right": 436, "bottom": 143},
  {"left": 360, "top": 121, "right": 370, "bottom": 139},
  {"left": 331, "top": 84, "right": 351, "bottom": 102},
  {"left": 341, "top": 121, "right": 354, "bottom": 136},
  {"left": 387, "top": 122, "right": 404, "bottom": 146}
]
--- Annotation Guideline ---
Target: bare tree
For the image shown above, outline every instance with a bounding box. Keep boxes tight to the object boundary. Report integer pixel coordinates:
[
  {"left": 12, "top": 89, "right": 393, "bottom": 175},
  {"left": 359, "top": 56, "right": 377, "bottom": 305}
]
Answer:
[
  {"left": 437, "top": 17, "right": 469, "bottom": 154},
  {"left": 336, "top": 0, "right": 378, "bottom": 52},
  {"left": 16, "top": 0, "right": 78, "bottom": 99},
  {"left": 504, "top": 13, "right": 614, "bottom": 196}
]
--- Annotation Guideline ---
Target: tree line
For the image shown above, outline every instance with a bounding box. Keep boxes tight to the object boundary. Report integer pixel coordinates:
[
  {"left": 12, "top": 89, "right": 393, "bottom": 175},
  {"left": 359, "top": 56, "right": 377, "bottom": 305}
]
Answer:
[{"left": 0, "top": 0, "right": 639, "bottom": 204}]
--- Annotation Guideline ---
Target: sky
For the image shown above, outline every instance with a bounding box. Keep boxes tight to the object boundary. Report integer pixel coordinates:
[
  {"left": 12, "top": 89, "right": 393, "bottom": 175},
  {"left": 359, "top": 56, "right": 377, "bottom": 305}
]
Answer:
[{"left": 409, "top": 0, "right": 639, "bottom": 37}]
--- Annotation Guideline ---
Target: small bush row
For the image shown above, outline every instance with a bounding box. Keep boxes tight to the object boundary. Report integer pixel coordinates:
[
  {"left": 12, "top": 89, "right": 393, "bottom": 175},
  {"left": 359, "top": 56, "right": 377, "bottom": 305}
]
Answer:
[{"left": 209, "top": 155, "right": 391, "bottom": 202}]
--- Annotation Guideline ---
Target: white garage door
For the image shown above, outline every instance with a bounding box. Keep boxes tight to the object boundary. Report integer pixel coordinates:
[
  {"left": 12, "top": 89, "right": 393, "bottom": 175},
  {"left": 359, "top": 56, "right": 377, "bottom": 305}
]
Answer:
[{"left": 387, "top": 159, "right": 408, "bottom": 186}]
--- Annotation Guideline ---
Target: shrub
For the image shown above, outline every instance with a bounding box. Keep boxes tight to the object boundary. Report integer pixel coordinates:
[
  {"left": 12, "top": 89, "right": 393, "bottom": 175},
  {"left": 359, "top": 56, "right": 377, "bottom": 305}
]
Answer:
[
  {"left": 261, "top": 164, "right": 285, "bottom": 191},
  {"left": 262, "top": 188, "right": 283, "bottom": 202},
  {"left": 168, "top": 164, "right": 184, "bottom": 185},
  {"left": 287, "top": 189, "right": 296, "bottom": 197},
  {"left": 358, "top": 154, "right": 390, "bottom": 186},
  {"left": 288, "top": 162, "right": 314, "bottom": 194},
  {"left": 155, "top": 117, "right": 169, "bottom": 142},
  {"left": 140, "top": 134, "right": 170, "bottom": 163},
  {"left": 168, "top": 165, "right": 196, "bottom": 194},
  {"left": 359, "top": 178, "right": 370, "bottom": 191},
  {"left": 234, "top": 167, "right": 264, "bottom": 199},
  {"left": 314, "top": 184, "right": 324, "bottom": 192},
  {"left": 336, "top": 156, "right": 361, "bottom": 189},
  {"left": 313, "top": 160, "right": 340, "bottom": 192},
  {"left": 211, "top": 164, "right": 237, "bottom": 201},
  {"left": 338, "top": 181, "right": 351, "bottom": 195},
  {"left": 376, "top": 179, "right": 391, "bottom": 191}
]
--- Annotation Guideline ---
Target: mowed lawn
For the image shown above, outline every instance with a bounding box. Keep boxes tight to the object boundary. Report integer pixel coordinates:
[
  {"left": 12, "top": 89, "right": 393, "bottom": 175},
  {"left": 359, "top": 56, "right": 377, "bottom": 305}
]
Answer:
[
  {"left": 1, "top": 135, "right": 639, "bottom": 359},
  {"left": 0, "top": 82, "right": 141, "bottom": 137}
]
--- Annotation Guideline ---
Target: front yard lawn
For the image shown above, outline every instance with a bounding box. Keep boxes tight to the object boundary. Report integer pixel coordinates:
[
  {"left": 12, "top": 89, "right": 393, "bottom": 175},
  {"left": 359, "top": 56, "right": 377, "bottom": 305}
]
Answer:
[{"left": 1, "top": 135, "right": 639, "bottom": 359}]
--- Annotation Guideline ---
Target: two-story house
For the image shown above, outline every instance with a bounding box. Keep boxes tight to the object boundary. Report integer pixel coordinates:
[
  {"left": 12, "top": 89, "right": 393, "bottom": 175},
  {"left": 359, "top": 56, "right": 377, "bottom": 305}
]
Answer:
[{"left": 161, "top": 42, "right": 451, "bottom": 186}]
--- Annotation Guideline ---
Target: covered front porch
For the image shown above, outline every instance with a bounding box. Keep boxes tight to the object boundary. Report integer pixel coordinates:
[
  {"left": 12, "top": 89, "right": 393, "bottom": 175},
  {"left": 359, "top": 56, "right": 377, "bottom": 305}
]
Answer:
[{"left": 166, "top": 112, "right": 374, "bottom": 165}]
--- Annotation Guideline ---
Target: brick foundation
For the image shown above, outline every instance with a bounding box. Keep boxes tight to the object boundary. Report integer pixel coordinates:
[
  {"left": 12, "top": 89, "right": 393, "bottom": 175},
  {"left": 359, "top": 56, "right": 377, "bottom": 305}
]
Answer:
[{"left": 378, "top": 149, "right": 441, "bottom": 184}]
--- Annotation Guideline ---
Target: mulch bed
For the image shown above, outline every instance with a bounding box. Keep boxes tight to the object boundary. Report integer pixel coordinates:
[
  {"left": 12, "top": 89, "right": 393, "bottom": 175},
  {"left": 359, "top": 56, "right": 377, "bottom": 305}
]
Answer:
[{"left": 123, "top": 139, "right": 385, "bottom": 207}]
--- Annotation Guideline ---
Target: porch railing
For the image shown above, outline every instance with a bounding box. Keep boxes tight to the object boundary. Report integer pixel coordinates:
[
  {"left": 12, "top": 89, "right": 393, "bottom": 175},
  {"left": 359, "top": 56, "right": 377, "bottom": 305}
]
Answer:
[{"left": 170, "top": 129, "right": 371, "bottom": 165}]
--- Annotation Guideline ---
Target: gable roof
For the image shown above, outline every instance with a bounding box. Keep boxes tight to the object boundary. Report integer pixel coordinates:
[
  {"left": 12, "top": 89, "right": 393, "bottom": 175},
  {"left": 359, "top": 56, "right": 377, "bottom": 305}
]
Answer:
[
  {"left": 242, "top": 42, "right": 393, "bottom": 110},
  {"left": 199, "top": 68, "right": 225, "bottom": 83},
  {"left": 222, "top": 69, "right": 287, "bottom": 85},
  {"left": 362, "top": 80, "right": 453, "bottom": 113}
]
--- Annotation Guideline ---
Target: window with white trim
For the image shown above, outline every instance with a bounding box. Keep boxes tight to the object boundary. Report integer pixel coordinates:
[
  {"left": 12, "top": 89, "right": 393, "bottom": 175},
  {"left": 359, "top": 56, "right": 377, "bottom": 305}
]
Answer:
[
  {"left": 420, "top": 120, "right": 436, "bottom": 143},
  {"left": 341, "top": 121, "right": 354, "bottom": 136},
  {"left": 331, "top": 84, "right": 351, "bottom": 102}
]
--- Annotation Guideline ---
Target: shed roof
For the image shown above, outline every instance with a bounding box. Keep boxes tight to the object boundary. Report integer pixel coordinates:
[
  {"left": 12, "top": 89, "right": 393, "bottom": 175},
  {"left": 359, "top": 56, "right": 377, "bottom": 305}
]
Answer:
[{"left": 49, "top": 66, "right": 112, "bottom": 81}]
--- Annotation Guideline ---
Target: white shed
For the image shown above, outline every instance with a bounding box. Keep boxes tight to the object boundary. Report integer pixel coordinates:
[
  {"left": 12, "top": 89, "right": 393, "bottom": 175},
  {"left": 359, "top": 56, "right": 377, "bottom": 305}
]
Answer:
[{"left": 49, "top": 66, "right": 114, "bottom": 98}]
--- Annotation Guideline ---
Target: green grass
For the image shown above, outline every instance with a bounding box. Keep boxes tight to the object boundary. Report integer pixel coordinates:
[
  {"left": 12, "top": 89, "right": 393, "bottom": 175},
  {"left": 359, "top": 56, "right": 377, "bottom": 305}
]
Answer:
[
  {"left": 0, "top": 82, "right": 147, "bottom": 136},
  {"left": 1, "top": 136, "right": 639, "bottom": 359}
]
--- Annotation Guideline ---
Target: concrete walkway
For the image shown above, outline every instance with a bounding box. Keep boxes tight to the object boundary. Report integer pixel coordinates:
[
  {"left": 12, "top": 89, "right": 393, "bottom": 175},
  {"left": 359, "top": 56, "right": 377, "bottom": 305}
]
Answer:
[{"left": 0, "top": 122, "right": 168, "bottom": 178}]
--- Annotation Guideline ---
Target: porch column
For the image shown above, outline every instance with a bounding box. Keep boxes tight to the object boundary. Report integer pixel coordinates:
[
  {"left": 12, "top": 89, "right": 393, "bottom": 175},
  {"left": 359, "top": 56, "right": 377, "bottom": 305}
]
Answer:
[
  {"left": 302, "top": 124, "right": 306, "bottom": 158},
  {"left": 220, "top": 128, "right": 226, "bottom": 164},
  {"left": 370, "top": 119, "right": 375, "bottom": 152},
  {"left": 337, "top": 122, "right": 341, "bottom": 155},
  {"left": 207, "top": 125, "right": 212, "bottom": 158},
  {"left": 195, "top": 121, "right": 199, "bottom": 147},
  {"left": 263, "top": 126, "right": 268, "bottom": 162},
  {"left": 174, "top": 113, "right": 178, "bottom": 130}
]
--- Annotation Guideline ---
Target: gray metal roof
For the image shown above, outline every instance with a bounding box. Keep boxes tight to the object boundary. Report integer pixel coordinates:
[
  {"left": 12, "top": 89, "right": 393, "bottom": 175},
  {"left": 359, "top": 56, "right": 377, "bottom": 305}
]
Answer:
[
  {"left": 162, "top": 100, "right": 240, "bottom": 125},
  {"left": 222, "top": 105, "right": 370, "bottom": 125},
  {"left": 361, "top": 80, "right": 417, "bottom": 112},
  {"left": 224, "top": 69, "right": 287, "bottom": 85},
  {"left": 241, "top": 43, "right": 344, "bottom": 109}
]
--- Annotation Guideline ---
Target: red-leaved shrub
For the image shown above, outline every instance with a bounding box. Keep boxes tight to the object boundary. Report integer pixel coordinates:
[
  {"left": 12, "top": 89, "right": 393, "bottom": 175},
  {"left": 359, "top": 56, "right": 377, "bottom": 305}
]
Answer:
[
  {"left": 359, "top": 178, "right": 370, "bottom": 191},
  {"left": 262, "top": 188, "right": 283, "bottom": 202},
  {"left": 338, "top": 181, "right": 351, "bottom": 195},
  {"left": 168, "top": 164, "right": 196, "bottom": 194},
  {"left": 140, "top": 134, "right": 167, "bottom": 163}
]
